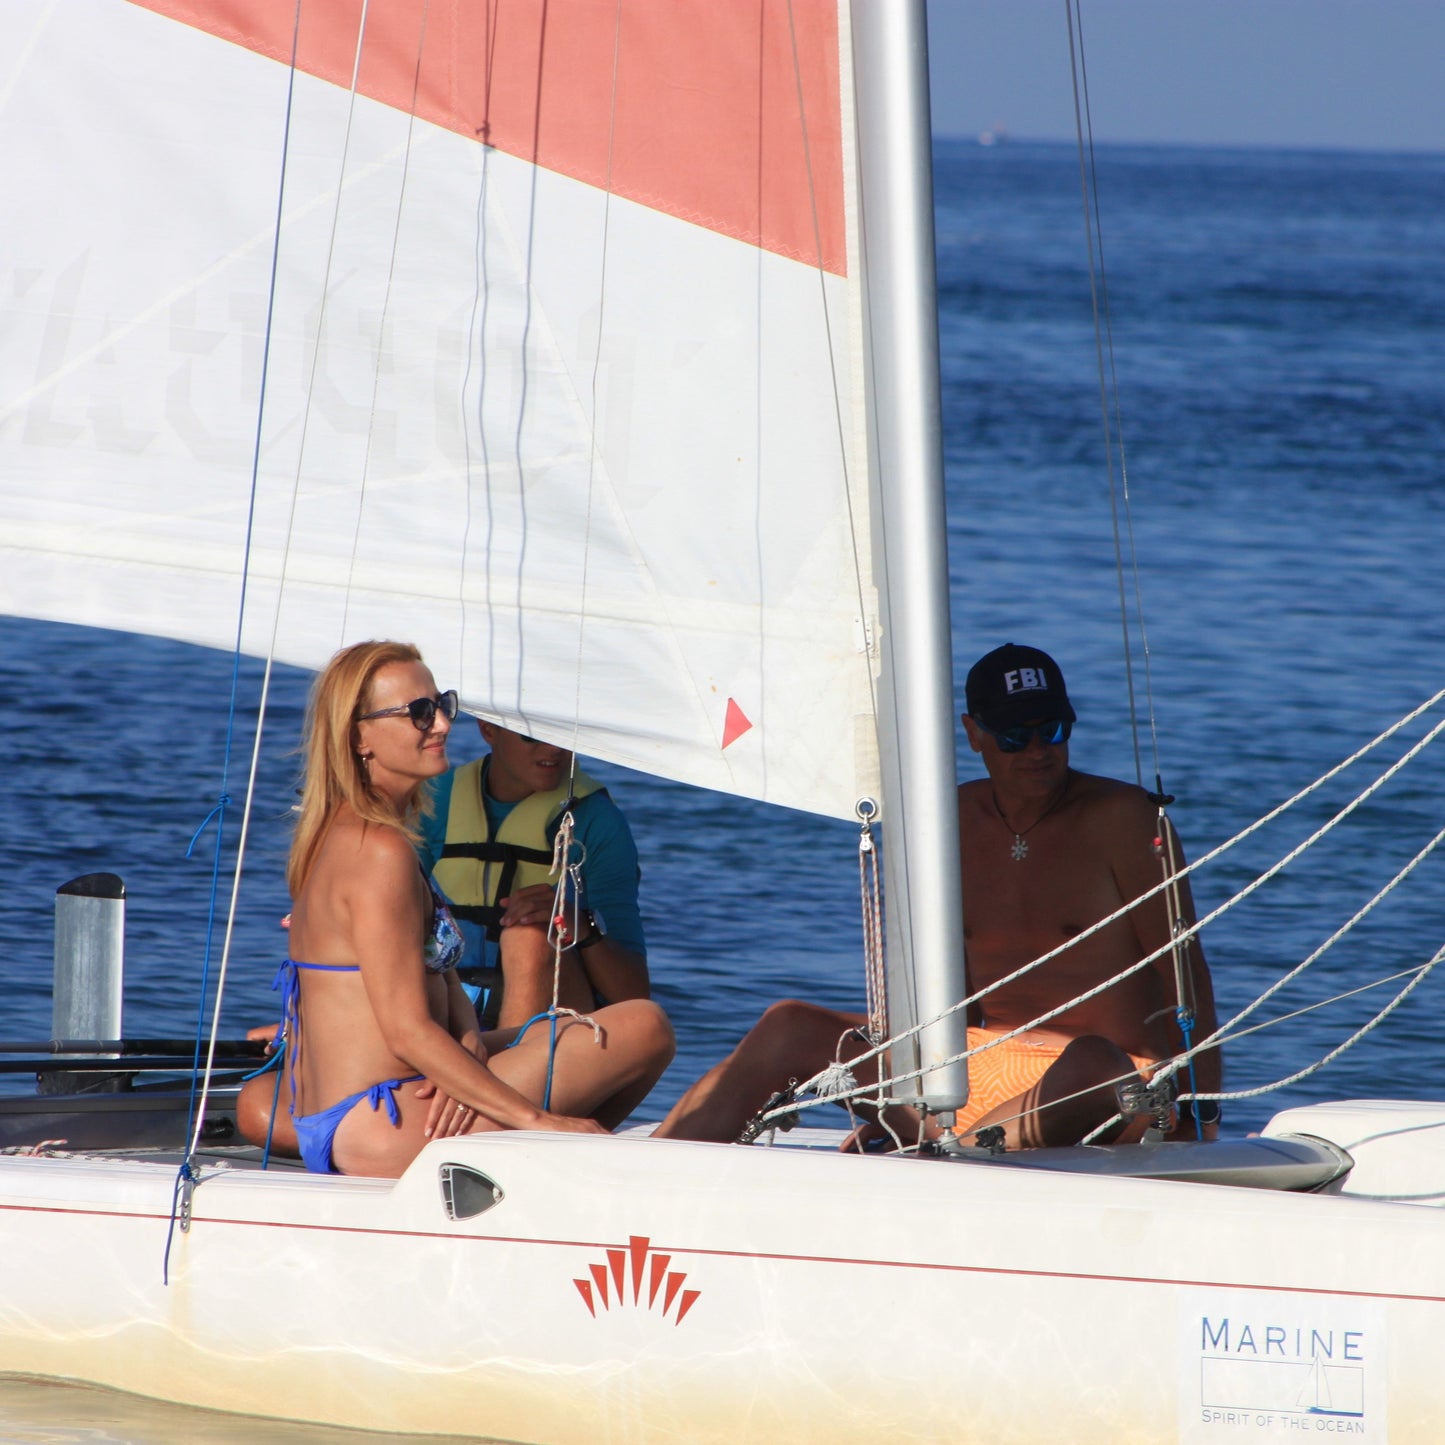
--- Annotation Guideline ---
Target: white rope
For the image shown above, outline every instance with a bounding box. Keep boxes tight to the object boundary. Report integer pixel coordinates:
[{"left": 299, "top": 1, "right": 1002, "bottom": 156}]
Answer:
[
  {"left": 1075, "top": 945, "right": 1445, "bottom": 1144},
  {"left": 541, "top": 810, "right": 603, "bottom": 1042},
  {"left": 1149, "top": 821, "right": 1445, "bottom": 1093},
  {"left": 755, "top": 704, "right": 1445, "bottom": 1132},
  {"left": 1208, "top": 952, "right": 1444, "bottom": 1098},
  {"left": 810, "top": 696, "right": 1445, "bottom": 1100},
  {"left": 801, "top": 912, "right": 1444, "bottom": 1141},
  {"left": 1210, "top": 963, "right": 1429, "bottom": 1050}
]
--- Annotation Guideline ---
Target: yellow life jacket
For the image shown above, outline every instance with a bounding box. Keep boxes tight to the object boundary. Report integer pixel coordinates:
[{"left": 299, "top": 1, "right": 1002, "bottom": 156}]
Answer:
[{"left": 431, "top": 756, "right": 603, "bottom": 941}]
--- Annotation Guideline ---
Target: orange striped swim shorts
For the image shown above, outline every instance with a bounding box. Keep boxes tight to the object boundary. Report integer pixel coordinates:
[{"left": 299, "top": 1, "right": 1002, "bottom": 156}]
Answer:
[{"left": 952, "top": 1027, "right": 1155, "bottom": 1137}]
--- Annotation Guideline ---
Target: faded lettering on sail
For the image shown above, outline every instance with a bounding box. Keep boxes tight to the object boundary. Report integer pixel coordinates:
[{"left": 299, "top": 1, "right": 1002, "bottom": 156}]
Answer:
[{"left": 0, "top": 2, "right": 878, "bottom": 819}]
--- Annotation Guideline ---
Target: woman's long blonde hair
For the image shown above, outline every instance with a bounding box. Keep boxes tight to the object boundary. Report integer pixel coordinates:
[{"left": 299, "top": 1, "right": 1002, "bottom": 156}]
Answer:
[{"left": 286, "top": 640, "right": 427, "bottom": 898}]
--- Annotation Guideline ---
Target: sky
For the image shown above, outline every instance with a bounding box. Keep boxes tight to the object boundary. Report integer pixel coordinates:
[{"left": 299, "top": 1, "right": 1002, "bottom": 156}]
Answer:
[{"left": 926, "top": 1, "right": 1445, "bottom": 153}]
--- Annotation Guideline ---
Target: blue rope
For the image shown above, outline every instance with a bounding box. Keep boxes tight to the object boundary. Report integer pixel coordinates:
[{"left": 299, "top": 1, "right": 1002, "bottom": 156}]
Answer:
[
  {"left": 237, "top": 1037, "right": 286, "bottom": 1170},
  {"left": 240, "top": 1042, "right": 285, "bottom": 1082},
  {"left": 1177, "top": 1007, "right": 1204, "bottom": 1140},
  {"left": 260, "top": 1043, "right": 284, "bottom": 1171},
  {"left": 163, "top": 0, "right": 306, "bottom": 1286},
  {"left": 161, "top": 1160, "right": 197, "bottom": 1287},
  {"left": 506, "top": 1009, "right": 562, "bottom": 1112}
]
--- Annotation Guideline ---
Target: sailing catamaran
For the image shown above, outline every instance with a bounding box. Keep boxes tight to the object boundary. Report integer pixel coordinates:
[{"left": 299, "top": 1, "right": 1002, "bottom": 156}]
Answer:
[{"left": 1, "top": 3, "right": 1443, "bottom": 1442}]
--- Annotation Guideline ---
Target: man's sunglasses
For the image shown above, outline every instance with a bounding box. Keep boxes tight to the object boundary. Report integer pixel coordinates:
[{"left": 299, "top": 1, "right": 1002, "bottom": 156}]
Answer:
[
  {"left": 978, "top": 718, "right": 1072, "bottom": 753},
  {"left": 357, "top": 690, "right": 460, "bottom": 732}
]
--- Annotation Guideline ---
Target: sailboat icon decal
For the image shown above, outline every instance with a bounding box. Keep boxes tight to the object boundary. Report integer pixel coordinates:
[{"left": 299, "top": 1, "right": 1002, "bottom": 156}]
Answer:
[{"left": 573, "top": 1236, "right": 702, "bottom": 1325}]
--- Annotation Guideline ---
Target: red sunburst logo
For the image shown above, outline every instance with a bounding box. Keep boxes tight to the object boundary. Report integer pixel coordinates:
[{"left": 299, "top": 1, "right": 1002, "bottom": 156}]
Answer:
[{"left": 573, "top": 1235, "right": 700, "bottom": 1325}]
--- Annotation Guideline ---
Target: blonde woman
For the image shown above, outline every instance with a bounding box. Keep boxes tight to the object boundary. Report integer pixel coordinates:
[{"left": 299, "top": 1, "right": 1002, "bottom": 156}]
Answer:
[{"left": 277, "top": 640, "right": 673, "bottom": 1177}]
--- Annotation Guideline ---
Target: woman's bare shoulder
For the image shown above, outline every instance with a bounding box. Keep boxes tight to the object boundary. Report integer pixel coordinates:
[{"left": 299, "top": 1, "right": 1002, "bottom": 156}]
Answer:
[{"left": 316, "top": 809, "right": 418, "bottom": 886}]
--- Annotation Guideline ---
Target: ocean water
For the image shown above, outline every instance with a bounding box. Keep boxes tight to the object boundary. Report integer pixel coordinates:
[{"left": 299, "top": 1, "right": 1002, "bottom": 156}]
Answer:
[{"left": 0, "top": 139, "right": 1443, "bottom": 1440}]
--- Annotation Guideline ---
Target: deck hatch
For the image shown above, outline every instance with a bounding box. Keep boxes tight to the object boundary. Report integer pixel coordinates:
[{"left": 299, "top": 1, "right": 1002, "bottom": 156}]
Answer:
[{"left": 440, "top": 1163, "right": 504, "bottom": 1220}]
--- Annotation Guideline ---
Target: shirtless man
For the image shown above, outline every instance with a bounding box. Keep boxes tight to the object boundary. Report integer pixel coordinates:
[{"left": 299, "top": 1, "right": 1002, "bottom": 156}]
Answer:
[{"left": 653, "top": 643, "right": 1221, "bottom": 1149}]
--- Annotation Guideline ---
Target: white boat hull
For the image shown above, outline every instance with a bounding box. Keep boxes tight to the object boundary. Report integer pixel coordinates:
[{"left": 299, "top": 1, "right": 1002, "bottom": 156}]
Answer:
[{"left": 2, "top": 1104, "right": 1442, "bottom": 1443}]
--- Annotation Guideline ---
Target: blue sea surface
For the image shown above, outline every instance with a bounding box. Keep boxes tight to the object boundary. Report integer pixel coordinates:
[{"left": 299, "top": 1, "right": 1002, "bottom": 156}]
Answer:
[{"left": 0, "top": 140, "right": 1444, "bottom": 1439}]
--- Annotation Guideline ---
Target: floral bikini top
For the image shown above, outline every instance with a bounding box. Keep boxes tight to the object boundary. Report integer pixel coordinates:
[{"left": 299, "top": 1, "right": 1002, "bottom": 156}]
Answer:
[{"left": 423, "top": 879, "right": 466, "bottom": 974}]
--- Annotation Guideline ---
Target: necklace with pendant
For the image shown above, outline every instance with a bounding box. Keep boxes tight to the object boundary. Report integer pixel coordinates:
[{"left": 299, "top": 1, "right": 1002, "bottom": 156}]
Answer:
[{"left": 992, "top": 775, "right": 1072, "bottom": 862}]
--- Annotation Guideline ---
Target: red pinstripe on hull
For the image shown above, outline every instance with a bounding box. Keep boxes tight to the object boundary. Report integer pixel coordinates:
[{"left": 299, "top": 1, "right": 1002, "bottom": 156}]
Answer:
[
  {"left": 2, "top": 1199, "right": 1441, "bottom": 1305},
  {"left": 130, "top": 0, "right": 848, "bottom": 274}
]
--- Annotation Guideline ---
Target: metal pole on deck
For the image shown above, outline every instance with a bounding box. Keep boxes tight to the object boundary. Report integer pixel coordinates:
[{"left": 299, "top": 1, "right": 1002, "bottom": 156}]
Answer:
[
  {"left": 852, "top": 1, "right": 970, "bottom": 1116},
  {"left": 53, "top": 873, "right": 125, "bottom": 1046}
]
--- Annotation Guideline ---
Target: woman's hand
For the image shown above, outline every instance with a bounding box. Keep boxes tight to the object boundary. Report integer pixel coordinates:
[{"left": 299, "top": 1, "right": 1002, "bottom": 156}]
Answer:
[
  {"left": 530, "top": 1112, "right": 609, "bottom": 1136},
  {"left": 419, "top": 1085, "right": 472, "bottom": 1139},
  {"left": 421, "top": 1033, "right": 490, "bottom": 1138},
  {"left": 421, "top": 1094, "right": 607, "bottom": 1138}
]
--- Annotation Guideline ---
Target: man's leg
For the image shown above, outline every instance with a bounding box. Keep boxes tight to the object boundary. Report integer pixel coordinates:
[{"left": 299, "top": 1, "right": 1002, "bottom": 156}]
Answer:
[
  {"left": 495, "top": 925, "right": 598, "bottom": 1029},
  {"left": 960, "top": 1034, "right": 1147, "bottom": 1149},
  {"left": 653, "top": 1000, "right": 869, "bottom": 1143}
]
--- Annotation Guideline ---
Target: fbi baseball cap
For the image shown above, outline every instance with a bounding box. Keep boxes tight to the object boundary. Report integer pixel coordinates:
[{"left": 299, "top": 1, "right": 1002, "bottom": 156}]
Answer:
[{"left": 964, "top": 644, "right": 1077, "bottom": 731}]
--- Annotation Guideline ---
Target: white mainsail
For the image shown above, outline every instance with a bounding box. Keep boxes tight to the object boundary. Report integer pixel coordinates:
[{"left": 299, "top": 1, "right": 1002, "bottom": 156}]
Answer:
[
  {"left": 4, "top": 8, "right": 1445, "bottom": 1444},
  {"left": 0, "top": 0, "right": 878, "bottom": 820}
]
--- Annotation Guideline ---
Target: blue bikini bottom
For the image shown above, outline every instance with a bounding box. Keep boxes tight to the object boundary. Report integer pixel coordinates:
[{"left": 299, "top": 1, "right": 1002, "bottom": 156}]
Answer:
[{"left": 293, "top": 1074, "right": 424, "bottom": 1175}]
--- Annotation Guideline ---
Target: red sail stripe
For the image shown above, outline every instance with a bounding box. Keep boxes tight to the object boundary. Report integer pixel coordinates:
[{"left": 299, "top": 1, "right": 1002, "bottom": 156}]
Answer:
[{"left": 133, "top": 0, "right": 847, "bottom": 276}]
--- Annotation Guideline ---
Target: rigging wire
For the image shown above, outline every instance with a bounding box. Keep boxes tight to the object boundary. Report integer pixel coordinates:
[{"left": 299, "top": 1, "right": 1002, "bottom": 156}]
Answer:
[
  {"left": 566, "top": 0, "right": 625, "bottom": 797},
  {"left": 181, "top": 0, "right": 386, "bottom": 1158},
  {"left": 895, "top": 706, "right": 1435, "bottom": 1069},
  {"left": 1064, "top": 0, "right": 1160, "bottom": 791},
  {"left": 340, "top": 2, "right": 434, "bottom": 639},
  {"left": 789, "top": 0, "right": 907, "bottom": 1037},
  {"left": 496, "top": 0, "right": 633, "bottom": 1073},
  {"left": 457, "top": 2, "right": 503, "bottom": 702},
  {"left": 745, "top": 697, "right": 1445, "bottom": 1132},
  {"left": 163, "top": 0, "right": 307, "bottom": 1281},
  {"left": 170, "top": 0, "right": 440, "bottom": 1258},
  {"left": 1064, "top": 0, "right": 1209, "bottom": 1122},
  {"left": 1148, "top": 817, "right": 1445, "bottom": 1093},
  {"left": 787, "top": 0, "right": 882, "bottom": 736}
]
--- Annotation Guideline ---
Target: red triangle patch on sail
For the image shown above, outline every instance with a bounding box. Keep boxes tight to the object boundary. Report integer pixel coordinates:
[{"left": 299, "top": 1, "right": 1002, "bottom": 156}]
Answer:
[{"left": 721, "top": 698, "right": 753, "bottom": 750}]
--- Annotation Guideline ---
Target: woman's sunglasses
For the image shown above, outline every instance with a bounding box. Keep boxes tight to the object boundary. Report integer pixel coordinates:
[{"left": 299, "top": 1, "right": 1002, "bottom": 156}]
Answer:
[
  {"left": 978, "top": 718, "right": 1072, "bottom": 754},
  {"left": 357, "top": 690, "right": 460, "bottom": 732}
]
